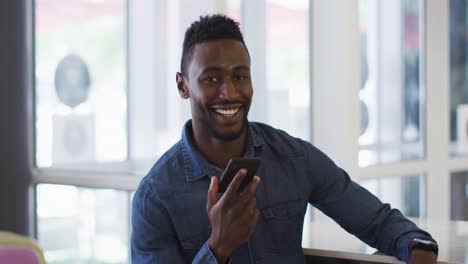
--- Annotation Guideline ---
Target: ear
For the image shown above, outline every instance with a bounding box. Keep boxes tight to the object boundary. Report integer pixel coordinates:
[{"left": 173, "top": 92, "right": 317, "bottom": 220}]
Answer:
[{"left": 176, "top": 72, "right": 190, "bottom": 99}]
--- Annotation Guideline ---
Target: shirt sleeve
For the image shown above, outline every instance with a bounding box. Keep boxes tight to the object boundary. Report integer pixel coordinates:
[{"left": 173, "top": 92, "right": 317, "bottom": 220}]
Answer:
[
  {"left": 131, "top": 181, "right": 218, "bottom": 264},
  {"left": 303, "top": 142, "right": 435, "bottom": 263}
]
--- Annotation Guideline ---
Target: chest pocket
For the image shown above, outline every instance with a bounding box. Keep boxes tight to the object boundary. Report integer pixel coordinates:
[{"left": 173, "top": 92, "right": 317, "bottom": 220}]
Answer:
[
  {"left": 261, "top": 199, "right": 306, "bottom": 255},
  {"left": 169, "top": 191, "right": 211, "bottom": 261}
]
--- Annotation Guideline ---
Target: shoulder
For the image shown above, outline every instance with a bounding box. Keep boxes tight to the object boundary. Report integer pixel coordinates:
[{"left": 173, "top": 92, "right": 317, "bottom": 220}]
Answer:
[
  {"left": 250, "top": 122, "right": 333, "bottom": 163},
  {"left": 136, "top": 141, "right": 186, "bottom": 200},
  {"left": 250, "top": 122, "right": 311, "bottom": 157}
]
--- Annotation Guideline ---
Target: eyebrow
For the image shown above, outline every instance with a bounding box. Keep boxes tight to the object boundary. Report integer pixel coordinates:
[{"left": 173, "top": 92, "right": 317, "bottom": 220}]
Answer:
[
  {"left": 201, "top": 65, "right": 250, "bottom": 74},
  {"left": 233, "top": 65, "right": 250, "bottom": 71}
]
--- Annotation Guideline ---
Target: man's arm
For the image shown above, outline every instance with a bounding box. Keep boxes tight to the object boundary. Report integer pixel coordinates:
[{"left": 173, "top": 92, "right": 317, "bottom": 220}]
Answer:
[
  {"left": 303, "top": 143, "right": 436, "bottom": 263},
  {"left": 131, "top": 182, "right": 218, "bottom": 264}
]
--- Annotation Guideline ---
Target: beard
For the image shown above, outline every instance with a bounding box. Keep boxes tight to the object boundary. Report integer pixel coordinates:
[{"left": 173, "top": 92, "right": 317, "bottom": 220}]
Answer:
[{"left": 201, "top": 114, "right": 248, "bottom": 141}]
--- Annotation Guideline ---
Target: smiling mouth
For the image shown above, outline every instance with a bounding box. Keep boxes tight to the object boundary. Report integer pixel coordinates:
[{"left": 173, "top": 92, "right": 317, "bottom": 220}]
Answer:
[{"left": 212, "top": 107, "right": 241, "bottom": 117}]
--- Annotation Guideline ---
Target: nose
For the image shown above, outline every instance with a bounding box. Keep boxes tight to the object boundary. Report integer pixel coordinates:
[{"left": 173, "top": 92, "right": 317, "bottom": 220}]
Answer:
[{"left": 219, "top": 78, "right": 240, "bottom": 99}]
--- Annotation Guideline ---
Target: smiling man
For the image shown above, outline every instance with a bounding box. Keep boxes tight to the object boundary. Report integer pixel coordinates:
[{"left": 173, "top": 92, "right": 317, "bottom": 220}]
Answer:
[{"left": 131, "top": 15, "right": 438, "bottom": 264}]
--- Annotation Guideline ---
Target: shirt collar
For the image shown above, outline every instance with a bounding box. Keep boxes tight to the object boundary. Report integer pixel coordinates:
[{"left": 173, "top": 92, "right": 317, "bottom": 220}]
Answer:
[{"left": 181, "top": 120, "right": 264, "bottom": 182}]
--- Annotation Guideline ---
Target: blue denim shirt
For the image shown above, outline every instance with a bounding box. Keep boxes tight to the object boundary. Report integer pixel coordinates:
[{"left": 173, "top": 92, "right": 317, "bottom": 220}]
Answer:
[{"left": 131, "top": 120, "right": 435, "bottom": 263}]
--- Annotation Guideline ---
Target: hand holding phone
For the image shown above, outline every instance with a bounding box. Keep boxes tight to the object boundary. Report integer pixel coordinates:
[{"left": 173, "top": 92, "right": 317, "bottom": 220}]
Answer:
[
  {"left": 218, "top": 157, "right": 261, "bottom": 193},
  {"left": 206, "top": 162, "right": 261, "bottom": 262}
]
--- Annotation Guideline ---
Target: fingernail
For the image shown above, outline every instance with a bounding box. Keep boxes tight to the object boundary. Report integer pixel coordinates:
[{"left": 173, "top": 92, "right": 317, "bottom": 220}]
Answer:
[{"left": 240, "top": 168, "right": 247, "bottom": 174}]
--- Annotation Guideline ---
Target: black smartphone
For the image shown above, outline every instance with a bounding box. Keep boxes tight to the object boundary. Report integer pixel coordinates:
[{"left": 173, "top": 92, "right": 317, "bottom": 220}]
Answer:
[{"left": 218, "top": 157, "right": 261, "bottom": 193}]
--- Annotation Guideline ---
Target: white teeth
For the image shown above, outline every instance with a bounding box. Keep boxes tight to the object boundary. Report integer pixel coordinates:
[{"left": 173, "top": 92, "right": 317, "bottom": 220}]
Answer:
[{"left": 214, "top": 108, "right": 239, "bottom": 116}]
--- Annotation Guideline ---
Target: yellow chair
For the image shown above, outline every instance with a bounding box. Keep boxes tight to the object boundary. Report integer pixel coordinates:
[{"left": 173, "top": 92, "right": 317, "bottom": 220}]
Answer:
[{"left": 0, "top": 231, "right": 46, "bottom": 264}]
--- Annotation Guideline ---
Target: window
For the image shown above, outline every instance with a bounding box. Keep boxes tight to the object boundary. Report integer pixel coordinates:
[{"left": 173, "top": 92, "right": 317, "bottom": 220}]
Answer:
[
  {"left": 37, "top": 184, "right": 131, "bottom": 263},
  {"left": 451, "top": 171, "right": 468, "bottom": 220},
  {"left": 35, "top": 0, "right": 127, "bottom": 168},
  {"left": 450, "top": 0, "right": 468, "bottom": 157},
  {"left": 360, "top": 175, "right": 425, "bottom": 217},
  {"left": 359, "top": 0, "right": 424, "bottom": 167},
  {"left": 243, "top": 0, "right": 311, "bottom": 140},
  {"left": 226, "top": 0, "right": 241, "bottom": 22}
]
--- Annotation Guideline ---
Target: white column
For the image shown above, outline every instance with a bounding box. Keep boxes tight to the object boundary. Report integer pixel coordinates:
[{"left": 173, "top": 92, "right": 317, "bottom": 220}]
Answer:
[
  {"left": 242, "top": 0, "right": 268, "bottom": 123},
  {"left": 311, "top": 0, "right": 360, "bottom": 173},
  {"left": 128, "top": 0, "right": 159, "bottom": 160},
  {"left": 425, "top": 0, "right": 451, "bottom": 221},
  {"left": 378, "top": 0, "right": 403, "bottom": 157}
]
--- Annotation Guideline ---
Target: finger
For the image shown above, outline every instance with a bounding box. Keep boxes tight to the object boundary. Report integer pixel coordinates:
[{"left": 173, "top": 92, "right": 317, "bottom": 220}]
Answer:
[
  {"left": 234, "top": 195, "right": 257, "bottom": 218},
  {"left": 238, "top": 208, "right": 260, "bottom": 237},
  {"left": 244, "top": 176, "right": 260, "bottom": 195},
  {"left": 233, "top": 190, "right": 256, "bottom": 210},
  {"left": 250, "top": 209, "right": 260, "bottom": 230},
  {"left": 232, "top": 196, "right": 257, "bottom": 220},
  {"left": 221, "top": 169, "right": 247, "bottom": 203},
  {"left": 206, "top": 176, "right": 219, "bottom": 212}
]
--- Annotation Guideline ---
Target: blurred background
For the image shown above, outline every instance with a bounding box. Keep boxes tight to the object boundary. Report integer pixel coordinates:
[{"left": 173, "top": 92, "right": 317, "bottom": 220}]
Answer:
[{"left": 1, "top": 0, "right": 468, "bottom": 263}]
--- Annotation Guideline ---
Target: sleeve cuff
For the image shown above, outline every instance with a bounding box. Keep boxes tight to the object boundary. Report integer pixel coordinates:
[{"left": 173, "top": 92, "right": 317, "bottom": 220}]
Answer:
[
  {"left": 192, "top": 242, "right": 219, "bottom": 264},
  {"left": 395, "top": 231, "right": 437, "bottom": 263},
  {"left": 193, "top": 241, "right": 231, "bottom": 264}
]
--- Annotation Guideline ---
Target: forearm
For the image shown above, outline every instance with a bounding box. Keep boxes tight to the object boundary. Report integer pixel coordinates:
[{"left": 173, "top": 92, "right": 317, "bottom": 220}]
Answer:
[{"left": 310, "top": 168, "right": 433, "bottom": 257}]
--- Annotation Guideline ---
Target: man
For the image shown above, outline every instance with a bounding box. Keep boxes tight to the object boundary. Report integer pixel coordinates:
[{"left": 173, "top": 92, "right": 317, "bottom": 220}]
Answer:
[{"left": 131, "top": 14, "right": 438, "bottom": 264}]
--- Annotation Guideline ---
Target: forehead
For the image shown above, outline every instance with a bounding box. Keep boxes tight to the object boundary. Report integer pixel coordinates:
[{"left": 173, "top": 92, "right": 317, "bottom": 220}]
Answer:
[{"left": 188, "top": 39, "right": 250, "bottom": 74}]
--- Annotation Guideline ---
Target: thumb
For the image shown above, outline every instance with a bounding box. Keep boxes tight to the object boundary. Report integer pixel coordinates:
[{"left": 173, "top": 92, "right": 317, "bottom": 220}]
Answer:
[{"left": 207, "top": 176, "right": 219, "bottom": 212}]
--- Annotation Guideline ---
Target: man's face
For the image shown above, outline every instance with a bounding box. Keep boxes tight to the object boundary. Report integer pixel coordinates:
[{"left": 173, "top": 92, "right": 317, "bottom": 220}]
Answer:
[{"left": 178, "top": 39, "right": 253, "bottom": 141}]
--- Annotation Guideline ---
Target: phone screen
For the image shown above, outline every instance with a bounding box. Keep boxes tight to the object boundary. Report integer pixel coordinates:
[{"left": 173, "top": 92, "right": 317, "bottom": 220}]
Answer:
[{"left": 218, "top": 157, "right": 261, "bottom": 193}]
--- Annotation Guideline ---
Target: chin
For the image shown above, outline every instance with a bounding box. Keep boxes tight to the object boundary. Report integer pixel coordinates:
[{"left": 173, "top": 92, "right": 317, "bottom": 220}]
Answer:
[
  {"left": 211, "top": 121, "right": 247, "bottom": 141},
  {"left": 212, "top": 128, "right": 244, "bottom": 141}
]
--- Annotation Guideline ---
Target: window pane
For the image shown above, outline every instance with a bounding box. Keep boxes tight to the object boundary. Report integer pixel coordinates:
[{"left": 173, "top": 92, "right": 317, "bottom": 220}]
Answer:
[
  {"left": 35, "top": 0, "right": 127, "bottom": 168},
  {"left": 360, "top": 175, "right": 425, "bottom": 217},
  {"left": 37, "top": 184, "right": 130, "bottom": 263},
  {"left": 450, "top": 0, "right": 468, "bottom": 157},
  {"left": 359, "top": 0, "right": 425, "bottom": 167},
  {"left": 451, "top": 171, "right": 468, "bottom": 220},
  {"left": 264, "top": 0, "right": 310, "bottom": 139},
  {"left": 227, "top": 0, "right": 242, "bottom": 23},
  {"left": 127, "top": 1, "right": 219, "bottom": 161}
]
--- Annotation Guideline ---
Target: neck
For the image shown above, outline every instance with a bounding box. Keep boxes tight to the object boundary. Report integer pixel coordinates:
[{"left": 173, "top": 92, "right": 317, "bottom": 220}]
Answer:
[{"left": 191, "top": 125, "right": 248, "bottom": 170}]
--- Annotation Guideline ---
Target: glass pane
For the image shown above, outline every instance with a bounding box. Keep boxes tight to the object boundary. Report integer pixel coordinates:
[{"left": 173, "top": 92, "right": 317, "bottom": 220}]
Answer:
[
  {"left": 359, "top": 0, "right": 425, "bottom": 167},
  {"left": 227, "top": 0, "right": 242, "bottom": 23},
  {"left": 260, "top": 0, "right": 310, "bottom": 139},
  {"left": 37, "top": 184, "right": 130, "bottom": 264},
  {"left": 36, "top": 184, "right": 130, "bottom": 263},
  {"left": 35, "top": 0, "right": 127, "bottom": 168},
  {"left": 127, "top": 1, "right": 220, "bottom": 162},
  {"left": 451, "top": 171, "right": 468, "bottom": 220},
  {"left": 360, "top": 175, "right": 425, "bottom": 217},
  {"left": 450, "top": 0, "right": 468, "bottom": 157}
]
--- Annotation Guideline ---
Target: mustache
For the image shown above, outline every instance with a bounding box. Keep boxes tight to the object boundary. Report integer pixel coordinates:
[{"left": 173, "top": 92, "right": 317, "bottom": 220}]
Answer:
[{"left": 207, "top": 99, "right": 248, "bottom": 107}]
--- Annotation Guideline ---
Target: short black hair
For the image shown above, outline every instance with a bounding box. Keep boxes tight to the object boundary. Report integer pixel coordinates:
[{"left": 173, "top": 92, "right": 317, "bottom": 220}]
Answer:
[{"left": 180, "top": 14, "right": 248, "bottom": 75}]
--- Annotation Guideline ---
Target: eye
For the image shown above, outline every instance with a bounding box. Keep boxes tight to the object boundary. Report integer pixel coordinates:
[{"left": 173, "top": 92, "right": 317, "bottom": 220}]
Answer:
[
  {"left": 233, "top": 74, "right": 249, "bottom": 81},
  {"left": 204, "top": 76, "right": 219, "bottom": 82}
]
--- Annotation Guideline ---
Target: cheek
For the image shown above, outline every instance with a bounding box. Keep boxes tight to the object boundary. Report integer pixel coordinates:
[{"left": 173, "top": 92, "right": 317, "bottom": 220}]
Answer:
[
  {"left": 190, "top": 92, "right": 212, "bottom": 113},
  {"left": 242, "top": 85, "right": 253, "bottom": 99}
]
